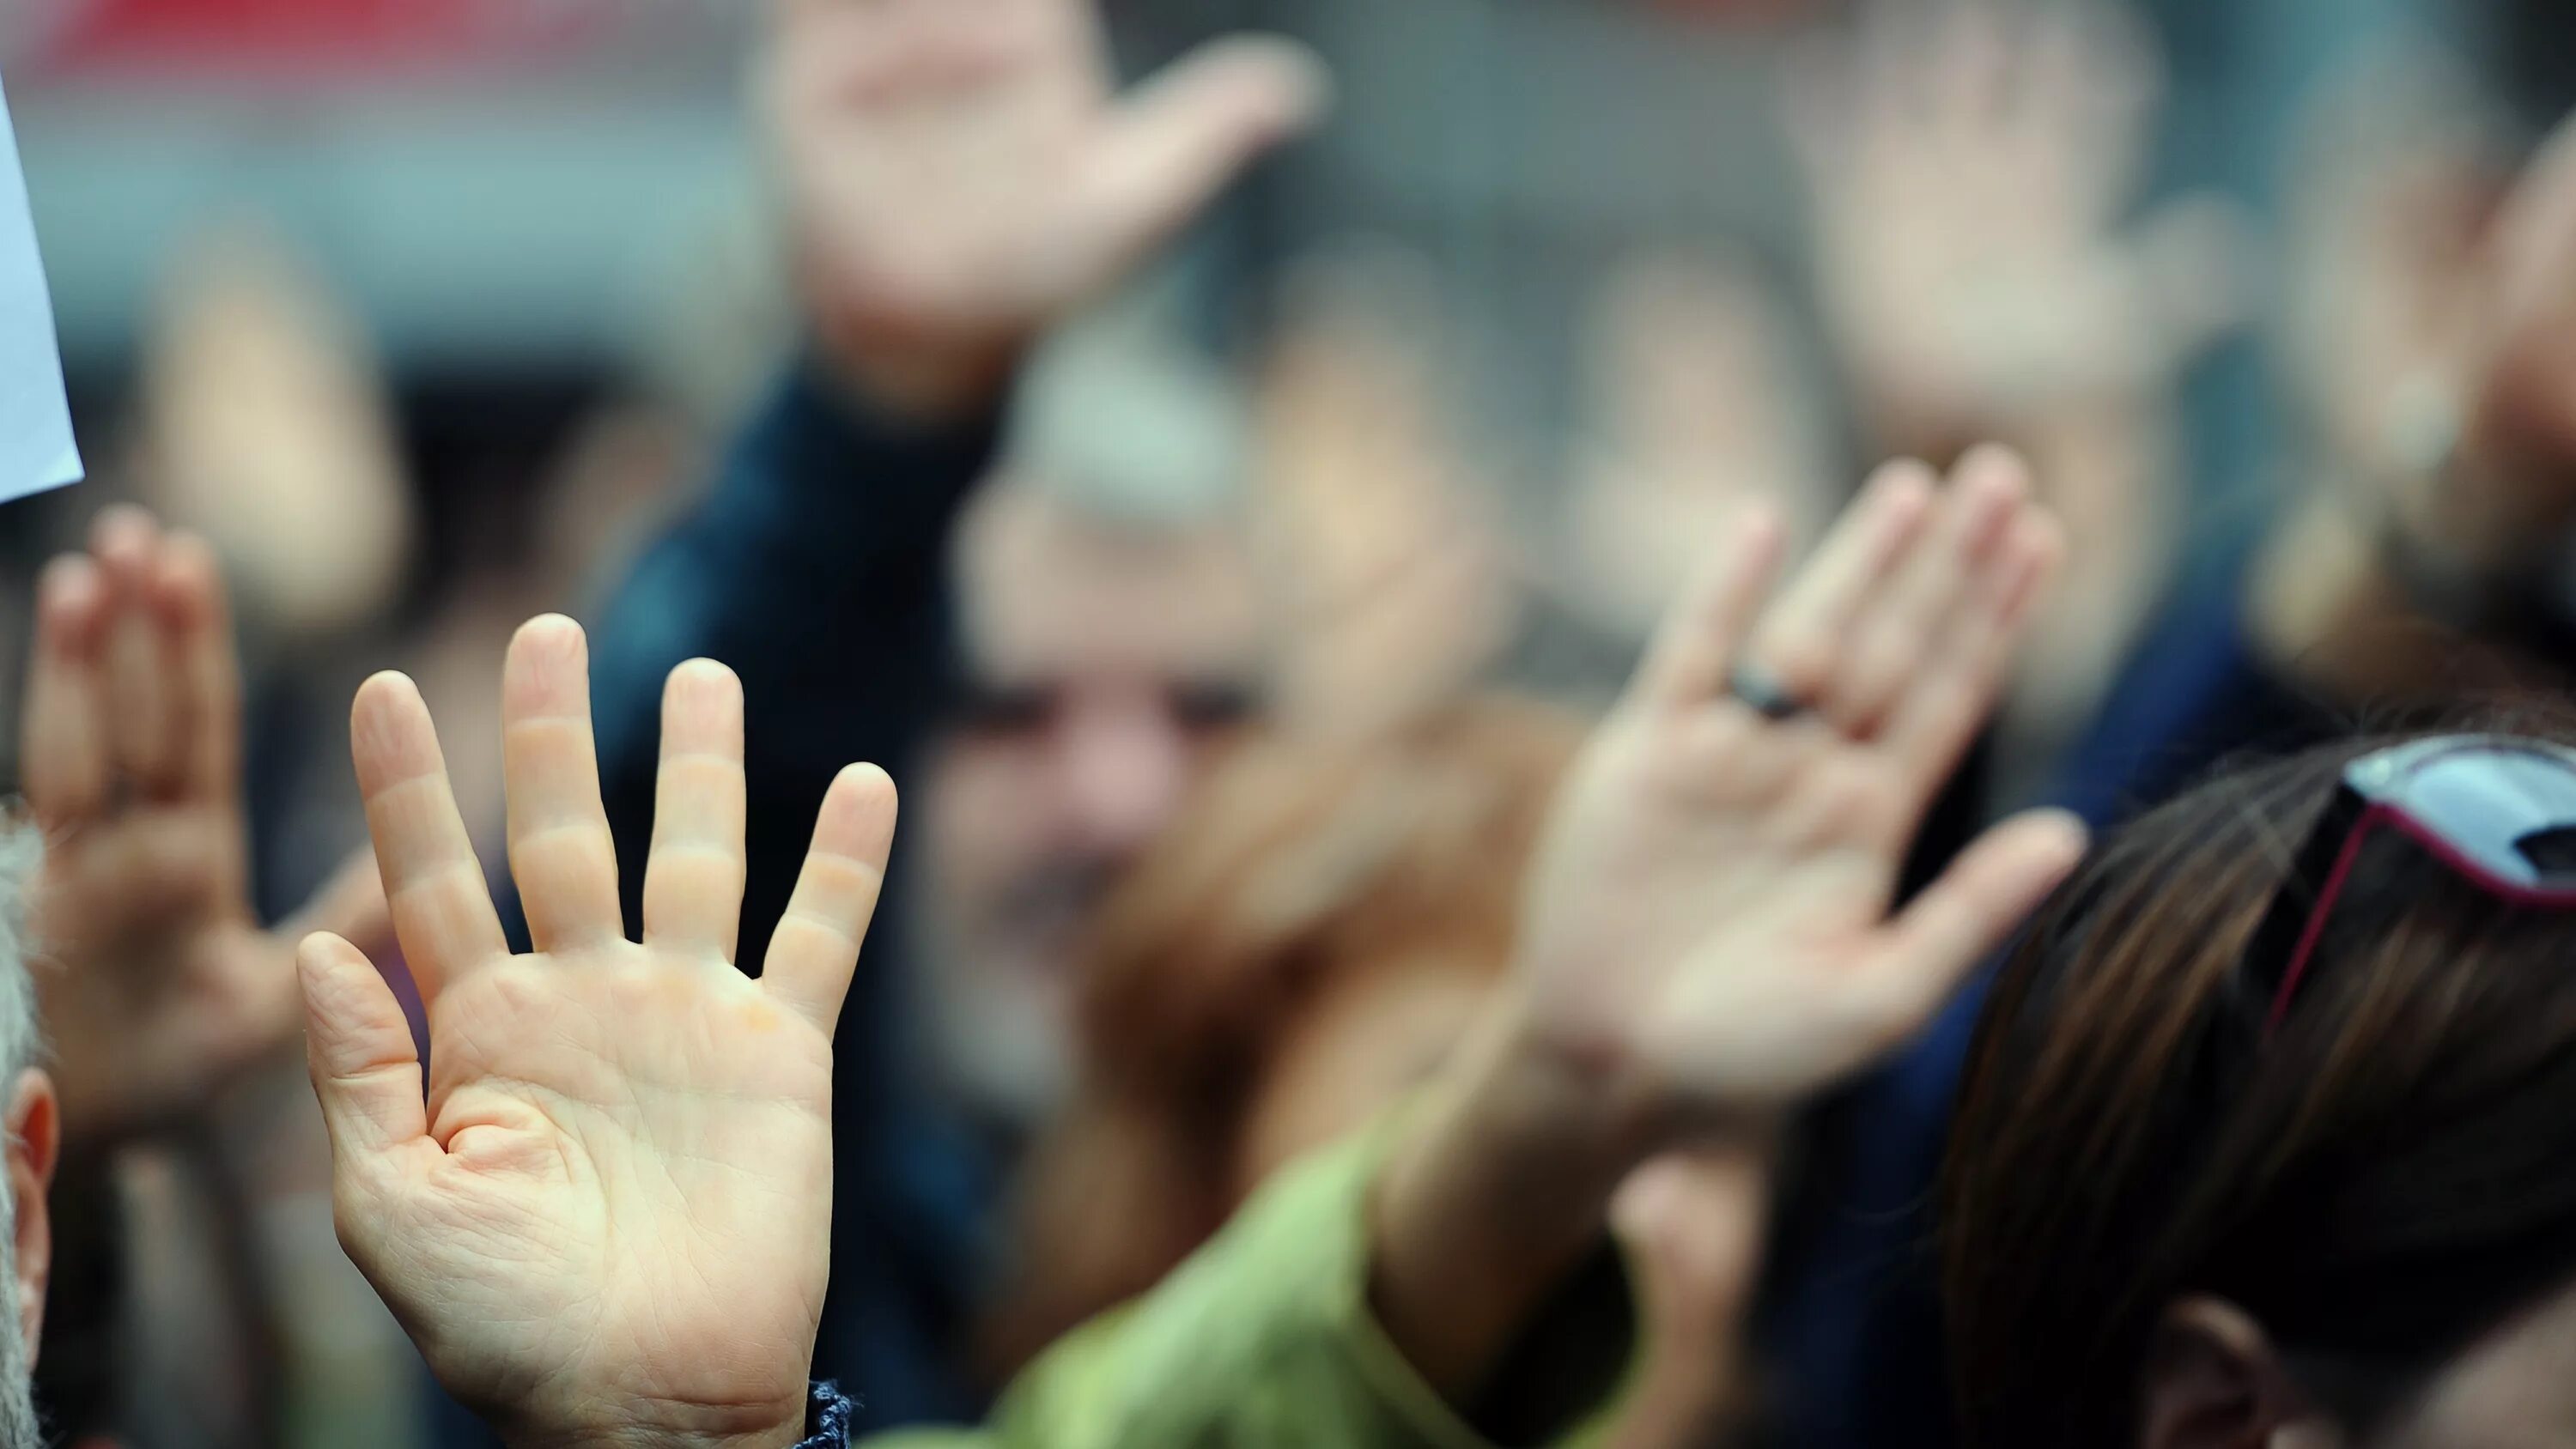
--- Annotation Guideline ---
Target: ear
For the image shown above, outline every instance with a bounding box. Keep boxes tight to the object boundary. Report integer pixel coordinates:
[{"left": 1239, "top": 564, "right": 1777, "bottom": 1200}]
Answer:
[
  {"left": 3, "top": 1070, "right": 55, "bottom": 1366},
  {"left": 2139, "top": 1296, "right": 2343, "bottom": 1449}
]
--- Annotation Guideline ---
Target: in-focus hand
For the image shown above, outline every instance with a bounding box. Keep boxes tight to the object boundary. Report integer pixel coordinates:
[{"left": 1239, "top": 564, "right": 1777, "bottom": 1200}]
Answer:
[
  {"left": 1513, "top": 449, "right": 2085, "bottom": 1134},
  {"left": 297, "top": 617, "right": 897, "bottom": 1449},
  {"left": 21, "top": 506, "right": 387, "bottom": 1143},
  {"left": 769, "top": 0, "right": 1328, "bottom": 417}
]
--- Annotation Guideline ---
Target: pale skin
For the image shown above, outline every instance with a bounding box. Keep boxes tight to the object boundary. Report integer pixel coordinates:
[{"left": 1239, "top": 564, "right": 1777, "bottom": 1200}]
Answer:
[
  {"left": 1371, "top": 449, "right": 2088, "bottom": 1397},
  {"left": 20, "top": 505, "right": 387, "bottom": 1144},
  {"left": 769, "top": 0, "right": 1327, "bottom": 419},
  {"left": 2253, "top": 108, "right": 2576, "bottom": 704},
  {"left": 297, "top": 618, "right": 896, "bottom": 1449},
  {"left": 1787, "top": 0, "right": 2238, "bottom": 726},
  {"left": 293, "top": 455, "right": 2068, "bottom": 1443},
  {"left": 278, "top": 5, "right": 1314, "bottom": 1434}
]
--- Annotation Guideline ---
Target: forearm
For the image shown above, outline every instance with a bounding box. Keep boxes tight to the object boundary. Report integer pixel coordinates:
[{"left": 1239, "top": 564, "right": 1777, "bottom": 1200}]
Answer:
[{"left": 1369, "top": 1001, "right": 1649, "bottom": 1401}]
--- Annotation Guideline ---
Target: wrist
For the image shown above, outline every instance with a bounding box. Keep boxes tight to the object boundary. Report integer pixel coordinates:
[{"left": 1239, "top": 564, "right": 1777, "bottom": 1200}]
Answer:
[
  {"left": 495, "top": 1397, "right": 811, "bottom": 1449},
  {"left": 1368, "top": 999, "right": 1655, "bottom": 1397}
]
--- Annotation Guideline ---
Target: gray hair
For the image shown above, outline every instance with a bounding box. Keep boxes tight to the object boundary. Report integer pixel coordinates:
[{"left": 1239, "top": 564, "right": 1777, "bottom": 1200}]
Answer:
[
  {"left": 1005, "top": 298, "right": 1249, "bottom": 530},
  {"left": 0, "top": 824, "right": 41, "bottom": 1091}
]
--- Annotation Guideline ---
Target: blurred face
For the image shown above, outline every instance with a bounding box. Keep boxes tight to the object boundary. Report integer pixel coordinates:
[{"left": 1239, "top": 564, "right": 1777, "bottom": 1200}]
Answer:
[{"left": 916, "top": 487, "right": 1264, "bottom": 1123}]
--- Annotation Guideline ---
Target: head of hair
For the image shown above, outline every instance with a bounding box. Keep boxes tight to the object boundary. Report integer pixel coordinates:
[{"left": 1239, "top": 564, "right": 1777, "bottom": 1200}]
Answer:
[
  {"left": 979, "top": 698, "right": 1583, "bottom": 1377},
  {"left": 0, "top": 823, "right": 42, "bottom": 1094},
  {"left": 1943, "top": 713, "right": 2576, "bottom": 1446},
  {"left": 1007, "top": 300, "right": 1249, "bottom": 530}
]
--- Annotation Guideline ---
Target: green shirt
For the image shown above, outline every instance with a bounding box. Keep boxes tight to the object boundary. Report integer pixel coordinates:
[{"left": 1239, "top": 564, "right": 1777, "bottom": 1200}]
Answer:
[{"left": 869, "top": 1122, "right": 1614, "bottom": 1449}]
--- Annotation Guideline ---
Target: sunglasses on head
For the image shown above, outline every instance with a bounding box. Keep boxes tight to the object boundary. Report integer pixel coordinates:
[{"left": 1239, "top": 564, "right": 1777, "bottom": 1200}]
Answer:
[{"left": 2248, "top": 735, "right": 2576, "bottom": 1035}]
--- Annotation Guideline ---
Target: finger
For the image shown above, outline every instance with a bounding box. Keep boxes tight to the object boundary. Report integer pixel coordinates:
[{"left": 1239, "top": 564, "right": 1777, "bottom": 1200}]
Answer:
[
  {"left": 22, "top": 556, "right": 112, "bottom": 830},
  {"left": 643, "top": 660, "right": 750, "bottom": 962},
  {"left": 150, "top": 532, "right": 245, "bottom": 808},
  {"left": 1873, "top": 809, "right": 2088, "bottom": 1021},
  {"left": 94, "top": 506, "right": 182, "bottom": 794},
  {"left": 1080, "top": 36, "right": 1329, "bottom": 266},
  {"left": 501, "top": 617, "right": 624, "bottom": 955},
  {"left": 297, "top": 931, "right": 432, "bottom": 1167},
  {"left": 1630, "top": 502, "right": 1789, "bottom": 711},
  {"left": 1745, "top": 461, "right": 1938, "bottom": 706},
  {"left": 762, "top": 764, "right": 899, "bottom": 1039},
  {"left": 351, "top": 672, "right": 507, "bottom": 1003},
  {"left": 1883, "top": 506, "right": 2064, "bottom": 776},
  {"left": 283, "top": 847, "right": 398, "bottom": 967},
  {"left": 1827, "top": 446, "right": 2026, "bottom": 735}
]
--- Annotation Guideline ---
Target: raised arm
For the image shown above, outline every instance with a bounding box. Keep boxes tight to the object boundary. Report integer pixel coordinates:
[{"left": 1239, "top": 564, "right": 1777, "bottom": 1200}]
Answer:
[
  {"left": 20, "top": 506, "right": 386, "bottom": 1145},
  {"left": 1374, "top": 450, "right": 2086, "bottom": 1401},
  {"left": 300, "top": 616, "right": 896, "bottom": 1449},
  {"left": 586, "top": 0, "right": 1325, "bottom": 969}
]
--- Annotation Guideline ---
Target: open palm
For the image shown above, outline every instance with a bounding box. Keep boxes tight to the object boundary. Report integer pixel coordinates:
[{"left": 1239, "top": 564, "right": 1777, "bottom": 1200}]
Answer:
[
  {"left": 23, "top": 507, "right": 386, "bottom": 1142},
  {"left": 1517, "top": 450, "right": 2086, "bottom": 1116},
  {"left": 1789, "top": 0, "right": 2239, "bottom": 447},
  {"left": 771, "top": 0, "right": 1325, "bottom": 409},
  {"left": 299, "top": 616, "right": 896, "bottom": 1448}
]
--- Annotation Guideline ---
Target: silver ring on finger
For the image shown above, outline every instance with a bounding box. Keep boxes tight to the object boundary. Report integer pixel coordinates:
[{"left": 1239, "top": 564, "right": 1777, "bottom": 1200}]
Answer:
[{"left": 1725, "top": 661, "right": 1811, "bottom": 723}]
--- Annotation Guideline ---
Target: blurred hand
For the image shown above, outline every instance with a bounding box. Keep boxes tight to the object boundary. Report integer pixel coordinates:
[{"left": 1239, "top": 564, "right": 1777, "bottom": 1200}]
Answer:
[
  {"left": 1372, "top": 453, "right": 2086, "bottom": 1395},
  {"left": 137, "top": 224, "right": 415, "bottom": 641},
  {"left": 1568, "top": 252, "right": 1834, "bottom": 640},
  {"left": 2425, "top": 114, "right": 2576, "bottom": 573},
  {"left": 1789, "top": 0, "right": 2239, "bottom": 452},
  {"left": 298, "top": 617, "right": 896, "bottom": 1449},
  {"left": 1511, "top": 451, "right": 2083, "bottom": 1125},
  {"left": 21, "top": 506, "right": 388, "bottom": 1143},
  {"left": 1254, "top": 247, "right": 1514, "bottom": 737},
  {"left": 1601, "top": 1144, "right": 1773, "bottom": 1449},
  {"left": 769, "top": 0, "right": 1328, "bottom": 419}
]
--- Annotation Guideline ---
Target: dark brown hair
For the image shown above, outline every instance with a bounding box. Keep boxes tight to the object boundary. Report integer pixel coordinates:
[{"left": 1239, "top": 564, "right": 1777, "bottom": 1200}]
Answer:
[
  {"left": 978, "top": 698, "right": 1583, "bottom": 1379},
  {"left": 1944, "top": 723, "right": 2576, "bottom": 1446}
]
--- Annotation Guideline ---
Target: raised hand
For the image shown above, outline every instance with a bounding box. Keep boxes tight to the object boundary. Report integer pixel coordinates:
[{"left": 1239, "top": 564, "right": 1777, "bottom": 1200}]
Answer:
[
  {"left": 21, "top": 506, "right": 387, "bottom": 1143},
  {"left": 1789, "top": 0, "right": 2240, "bottom": 451},
  {"left": 2410, "top": 113, "right": 2576, "bottom": 576},
  {"left": 297, "top": 617, "right": 896, "bottom": 1449},
  {"left": 1514, "top": 449, "right": 2082, "bottom": 1119},
  {"left": 769, "top": 0, "right": 1328, "bottom": 416},
  {"left": 1372, "top": 453, "right": 2084, "bottom": 1395}
]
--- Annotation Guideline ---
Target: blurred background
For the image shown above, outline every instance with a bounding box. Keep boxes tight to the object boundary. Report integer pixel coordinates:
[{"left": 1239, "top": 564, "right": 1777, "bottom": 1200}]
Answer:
[{"left": 0, "top": 0, "right": 2558, "bottom": 1446}]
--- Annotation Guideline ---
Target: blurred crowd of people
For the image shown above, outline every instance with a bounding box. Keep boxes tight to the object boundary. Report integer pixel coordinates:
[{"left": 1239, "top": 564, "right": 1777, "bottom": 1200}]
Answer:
[{"left": 3, "top": 1, "right": 2576, "bottom": 1447}]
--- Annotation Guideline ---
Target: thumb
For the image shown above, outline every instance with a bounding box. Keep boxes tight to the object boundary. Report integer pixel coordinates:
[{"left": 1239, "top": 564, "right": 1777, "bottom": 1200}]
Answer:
[
  {"left": 287, "top": 848, "right": 395, "bottom": 964},
  {"left": 297, "top": 931, "right": 428, "bottom": 1168},
  {"left": 1874, "top": 809, "right": 2089, "bottom": 1023},
  {"left": 1081, "top": 35, "right": 1331, "bottom": 264}
]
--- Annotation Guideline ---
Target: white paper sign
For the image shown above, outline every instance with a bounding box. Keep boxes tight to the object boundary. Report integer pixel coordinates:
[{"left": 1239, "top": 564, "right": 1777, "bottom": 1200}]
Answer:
[{"left": 0, "top": 70, "right": 79, "bottom": 503}]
